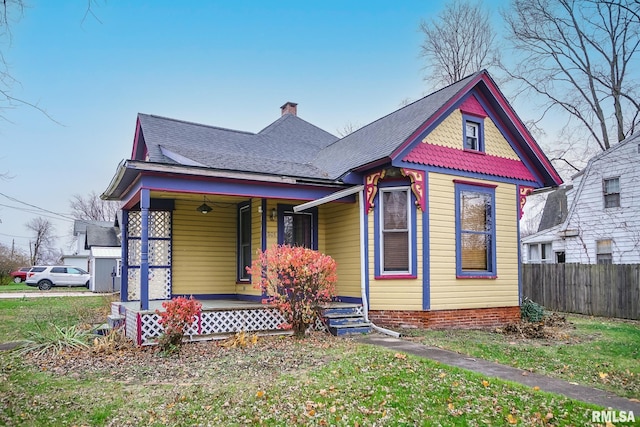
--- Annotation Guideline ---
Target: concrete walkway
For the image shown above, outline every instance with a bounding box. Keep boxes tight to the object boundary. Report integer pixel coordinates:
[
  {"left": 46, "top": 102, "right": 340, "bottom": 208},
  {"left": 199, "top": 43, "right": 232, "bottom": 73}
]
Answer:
[{"left": 358, "top": 334, "right": 640, "bottom": 412}]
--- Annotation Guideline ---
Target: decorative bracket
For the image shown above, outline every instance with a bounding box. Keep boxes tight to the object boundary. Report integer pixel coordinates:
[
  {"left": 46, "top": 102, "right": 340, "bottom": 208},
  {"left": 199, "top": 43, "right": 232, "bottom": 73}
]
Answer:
[
  {"left": 364, "top": 170, "right": 386, "bottom": 214},
  {"left": 401, "top": 168, "right": 426, "bottom": 212},
  {"left": 519, "top": 186, "right": 534, "bottom": 219}
]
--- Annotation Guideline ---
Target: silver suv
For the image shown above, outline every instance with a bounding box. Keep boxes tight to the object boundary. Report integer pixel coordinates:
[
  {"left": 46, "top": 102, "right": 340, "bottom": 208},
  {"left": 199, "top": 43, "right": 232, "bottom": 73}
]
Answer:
[{"left": 25, "top": 266, "right": 90, "bottom": 291}]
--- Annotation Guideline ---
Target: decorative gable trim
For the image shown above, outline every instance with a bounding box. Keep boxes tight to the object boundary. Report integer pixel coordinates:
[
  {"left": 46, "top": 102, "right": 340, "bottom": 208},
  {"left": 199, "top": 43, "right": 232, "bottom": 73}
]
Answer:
[
  {"left": 403, "top": 142, "right": 537, "bottom": 183},
  {"left": 365, "top": 170, "right": 386, "bottom": 213},
  {"left": 459, "top": 95, "right": 487, "bottom": 118},
  {"left": 518, "top": 185, "right": 535, "bottom": 219},
  {"left": 390, "top": 71, "right": 562, "bottom": 188},
  {"left": 400, "top": 168, "right": 426, "bottom": 211}
]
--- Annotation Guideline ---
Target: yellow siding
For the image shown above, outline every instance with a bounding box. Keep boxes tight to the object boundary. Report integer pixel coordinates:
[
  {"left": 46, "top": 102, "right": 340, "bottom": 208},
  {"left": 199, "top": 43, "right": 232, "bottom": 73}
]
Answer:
[
  {"left": 321, "top": 203, "right": 361, "bottom": 298},
  {"left": 368, "top": 207, "right": 423, "bottom": 311},
  {"left": 172, "top": 199, "right": 237, "bottom": 295},
  {"left": 422, "top": 109, "right": 519, "bottom": 160},
  {"left": 429, "top": 172, "right": 519, "bottom": 309}
]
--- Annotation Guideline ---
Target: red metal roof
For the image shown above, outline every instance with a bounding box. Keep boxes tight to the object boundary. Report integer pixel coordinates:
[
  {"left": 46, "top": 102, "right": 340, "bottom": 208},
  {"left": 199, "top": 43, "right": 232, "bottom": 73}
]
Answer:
[{"left": 404, "top": 142, "right": 537, "bottom": 182}]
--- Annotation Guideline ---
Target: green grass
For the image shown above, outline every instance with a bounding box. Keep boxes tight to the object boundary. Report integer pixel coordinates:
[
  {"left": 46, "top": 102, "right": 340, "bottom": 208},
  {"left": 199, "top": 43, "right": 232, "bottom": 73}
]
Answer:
[
  {"left": 0, "top": 282, "right": 92, "bottom": 292},
  {"left": 0, "top": 296, "right": 111, "bottom": 341},
  {"left": 0, "top": 340, "right": 603, "bottom": 426},
  {"left": 0, "top": 299, "right": 623, "bottom": 425},
  {"left": 403, "top": 314, "right": 640, "bottom": 398}
]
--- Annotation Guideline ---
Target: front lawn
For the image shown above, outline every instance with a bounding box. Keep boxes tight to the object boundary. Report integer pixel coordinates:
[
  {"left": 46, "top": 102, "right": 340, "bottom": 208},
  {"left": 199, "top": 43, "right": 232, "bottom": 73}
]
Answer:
[
  {"left": 1, "top": 335, "right": 603, "bottom": 426},
  {"left": 0, "top": 297, "right": 609, "bottom": 426},
  {"left": 402, "top": 314, "right": 640, "bottom": 399},
  {"left": 0, "top": 296, "right": 111, "bottom": 341}
]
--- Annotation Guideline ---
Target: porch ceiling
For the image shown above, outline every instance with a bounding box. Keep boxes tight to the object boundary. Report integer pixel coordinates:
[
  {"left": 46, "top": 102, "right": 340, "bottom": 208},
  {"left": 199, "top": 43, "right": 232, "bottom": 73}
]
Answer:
[{"left": 150, "top": 191, "right": 250, "bottom": 204}]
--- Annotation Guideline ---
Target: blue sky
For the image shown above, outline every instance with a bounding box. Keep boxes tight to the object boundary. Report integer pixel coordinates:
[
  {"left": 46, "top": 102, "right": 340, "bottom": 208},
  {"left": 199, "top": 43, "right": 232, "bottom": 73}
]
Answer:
[{"left": 1, "top": 0, "right": 517, "bottom": 253}]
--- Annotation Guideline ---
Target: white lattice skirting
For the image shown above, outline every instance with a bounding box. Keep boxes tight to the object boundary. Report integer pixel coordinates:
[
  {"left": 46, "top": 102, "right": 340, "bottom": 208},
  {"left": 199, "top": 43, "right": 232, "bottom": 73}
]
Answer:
[
  {"left": 121, "top": 306, "right": 330, "bottom": 345},
  {"left": 124, "top": 307, "right": 293, "bottom": 345}
]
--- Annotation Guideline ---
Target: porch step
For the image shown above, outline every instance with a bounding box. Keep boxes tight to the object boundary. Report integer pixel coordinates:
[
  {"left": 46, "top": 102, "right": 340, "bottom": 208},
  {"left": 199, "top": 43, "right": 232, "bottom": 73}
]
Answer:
[
  {"left": 108, "top": 314, "right": 125, "bottom": 329},
  {"left": 320, "top": 305, "right": 371, "bottom": 336},
  {"left": 321, "top": 306, "right": 362, "bottom": 317},
  {"left": 329, "top": 323, "right": 372, "bottom": 336}
]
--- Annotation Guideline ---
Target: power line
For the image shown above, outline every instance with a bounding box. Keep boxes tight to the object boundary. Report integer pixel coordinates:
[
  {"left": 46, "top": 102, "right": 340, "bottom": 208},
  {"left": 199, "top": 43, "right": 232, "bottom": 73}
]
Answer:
[
  {"left": 0, "top": 193, "right": 75, "bottom": 222},
  {"left": 0, "top": 232, "right": 31, "bottom": 239}
]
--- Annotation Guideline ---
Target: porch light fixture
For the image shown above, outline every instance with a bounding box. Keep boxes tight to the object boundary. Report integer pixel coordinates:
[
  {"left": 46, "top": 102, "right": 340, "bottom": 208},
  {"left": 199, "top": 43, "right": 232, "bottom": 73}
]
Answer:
[
  {"left": 270, "top": 208, "right": 277, "bottom": 221},
  {"left": 197, "top": 197, "right": 213, "bottom": 214}
]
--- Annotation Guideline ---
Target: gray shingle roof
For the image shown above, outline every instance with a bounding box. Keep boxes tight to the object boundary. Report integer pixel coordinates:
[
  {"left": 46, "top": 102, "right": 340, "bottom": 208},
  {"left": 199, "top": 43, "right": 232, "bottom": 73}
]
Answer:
[
  {"left": 73, "top": 220, "right": 114, "bottom": 235},
  {"left": 312, "top": 73, "right": 478, "bottom": 179},
  {"left": 137, "top": 71, "right": 480, "bottom": 181},
  {"left": 537, "top": 186, "right": 570, "bottom": 232},
  {"left": 138, "top": 113, "right": 338, "bottom": 180},
  {"left": 85, "top": 225, "right": 120, "bottom": 248}
]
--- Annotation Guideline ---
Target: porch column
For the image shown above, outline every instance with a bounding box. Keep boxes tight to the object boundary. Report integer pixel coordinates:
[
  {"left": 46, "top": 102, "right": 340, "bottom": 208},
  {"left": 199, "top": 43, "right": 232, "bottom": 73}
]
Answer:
[
  {"left": 121, "top": 209, "right": 129, "bottom": 302},
  {"left": 140, "top": 189, "right": 150, "bottom": 310}
]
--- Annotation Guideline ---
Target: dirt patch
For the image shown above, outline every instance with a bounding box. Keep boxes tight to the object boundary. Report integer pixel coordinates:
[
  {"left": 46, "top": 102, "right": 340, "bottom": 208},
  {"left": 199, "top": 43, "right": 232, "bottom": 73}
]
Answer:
[{"left": 497, "top": 313, "right": 575, "bottom": 340}]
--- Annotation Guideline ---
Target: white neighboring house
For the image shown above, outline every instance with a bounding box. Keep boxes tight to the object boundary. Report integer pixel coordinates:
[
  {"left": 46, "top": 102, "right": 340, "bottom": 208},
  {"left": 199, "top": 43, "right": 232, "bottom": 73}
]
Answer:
[
  {"left": 522, "top": 131, "right": 640, "bottom": 264},
  {"left": 62, "top": 219, "right": 121, "bottom": 292}
]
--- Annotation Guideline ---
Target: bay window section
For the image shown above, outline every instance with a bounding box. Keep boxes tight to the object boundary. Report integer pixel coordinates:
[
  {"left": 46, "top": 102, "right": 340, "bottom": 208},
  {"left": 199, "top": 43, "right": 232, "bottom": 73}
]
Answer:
[{"left": 455, "top": 183, "right": 496, "bottom": 277}]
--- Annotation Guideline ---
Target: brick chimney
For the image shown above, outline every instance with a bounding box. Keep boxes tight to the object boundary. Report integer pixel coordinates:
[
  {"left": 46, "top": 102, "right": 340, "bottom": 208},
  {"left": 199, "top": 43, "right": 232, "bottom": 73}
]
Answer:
[{"left": 280, "top": 102, "right": 298, "bottom": 116}]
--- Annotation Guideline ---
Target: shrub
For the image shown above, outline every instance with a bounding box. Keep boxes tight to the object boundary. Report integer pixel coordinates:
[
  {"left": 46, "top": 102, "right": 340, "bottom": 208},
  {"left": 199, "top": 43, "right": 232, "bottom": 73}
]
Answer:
[
  {"left": 17, "top": 321, "right": 89, "bottom": 356},
  {"left": 155, "top": 296, "right": 202, "bottom": 353},
  {"left": 248, "top": 244, "right": 338, "bottom": 337},
  {"left": 521, "top": 297, "right": 545, "bottom": 323}
]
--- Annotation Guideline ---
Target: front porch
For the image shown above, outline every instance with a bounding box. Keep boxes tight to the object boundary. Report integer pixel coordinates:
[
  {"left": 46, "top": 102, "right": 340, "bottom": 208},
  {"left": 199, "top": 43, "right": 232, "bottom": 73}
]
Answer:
[{"left": 111, "top": 299, "right": 367, "bottom": 345}]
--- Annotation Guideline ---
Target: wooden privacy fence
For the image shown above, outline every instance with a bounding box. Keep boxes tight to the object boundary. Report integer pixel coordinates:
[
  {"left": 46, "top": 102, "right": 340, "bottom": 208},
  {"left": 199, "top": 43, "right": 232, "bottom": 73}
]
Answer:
[{"left": 522, "top": 263, "right": 640, "bottom": 320}]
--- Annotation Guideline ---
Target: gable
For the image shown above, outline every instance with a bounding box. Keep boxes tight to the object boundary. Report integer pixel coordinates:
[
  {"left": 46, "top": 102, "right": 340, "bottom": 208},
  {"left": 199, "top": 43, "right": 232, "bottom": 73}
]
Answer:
[
  {"left": 421, "top": 109, "right": 520, "bottom": 160},
  {"left": 402, "top": 99, "right": 537, "bottom": 183},
  {"left": 391, "top": 72, "right": 561, "bottom": 189}
]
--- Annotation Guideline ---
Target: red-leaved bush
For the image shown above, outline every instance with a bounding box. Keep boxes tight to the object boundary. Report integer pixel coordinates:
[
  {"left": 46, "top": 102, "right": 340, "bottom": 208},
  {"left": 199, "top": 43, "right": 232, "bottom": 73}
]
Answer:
[
  {"left": 248, "top": 244, "right": 338, "bottom": 337},
  {"left": 155, "top": 296, "right": 202, "bottom": 352}
]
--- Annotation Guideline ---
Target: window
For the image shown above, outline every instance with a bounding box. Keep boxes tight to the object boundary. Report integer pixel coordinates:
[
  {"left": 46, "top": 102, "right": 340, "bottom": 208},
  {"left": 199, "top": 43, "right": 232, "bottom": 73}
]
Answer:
[
  {"left": 278, "top": 205, "right": 317, "bottom": 250},
  {"left": 283, "top": 212, "right": 312, "bottom": 248},
  {"left": 455, "top": 183, "right": 496, "bottom": 277},
  {"left": 237, "top": 203, "right": 251, "bottom": 281},
  {"left": 555, "top": 251, "right": 565, "bottom": 263},
  {"left": 51, "top": 267, "right": 66, "bottom": 274},
  {"left": 379, "top": 188, "right": 411, "bottom": 274},
  {"left": 528, "top": 243, "right": 553, "bottom": 263},
  {"left": 463, "top": 116, "right": 484, "bottom": 152},
  {"left": 603, "top": 178, "right": 620, "bottom": 208},
  {"left": 465, "top": 121, "right": 479, "bottom": 150},
  {"left": 596, "top": 239, "right": 613, "bottom": 264}
]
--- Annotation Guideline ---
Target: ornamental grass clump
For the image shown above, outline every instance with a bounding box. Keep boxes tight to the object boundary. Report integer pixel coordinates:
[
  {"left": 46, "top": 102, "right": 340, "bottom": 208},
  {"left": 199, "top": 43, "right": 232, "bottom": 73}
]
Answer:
[
  {"left": 155, "top": 296, "right": 202, "bottom": 353},
  {"left": 248, "top": 244, "right": 338, "bottom": 337}
]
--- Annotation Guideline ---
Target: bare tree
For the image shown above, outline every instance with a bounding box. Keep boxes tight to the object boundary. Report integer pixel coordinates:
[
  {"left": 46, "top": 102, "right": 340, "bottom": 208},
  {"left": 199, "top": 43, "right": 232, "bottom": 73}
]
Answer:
[
  {"left": 1, "top": 0, "right": 100, "bottom": 122},
  {"left": 335, "top": 122, "right": 361, "bottom": 138},
  {"left": 25, "top": 217, "right": 56, "bottom": 265},
  {"left": 419, "top": 0, "right": 499, "bottom": 89},
  {"left": 502, "top": 0, "right": 640, "bottom": 155},
  {"left": 70, "top": 191, "right": 119, "bottom": 222}
]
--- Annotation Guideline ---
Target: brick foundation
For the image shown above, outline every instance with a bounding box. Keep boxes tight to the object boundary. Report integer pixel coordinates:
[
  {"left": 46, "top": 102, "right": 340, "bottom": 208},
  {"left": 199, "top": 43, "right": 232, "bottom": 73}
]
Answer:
[{"left": 368, "top": 306, "right": 520, "bottom": 329}]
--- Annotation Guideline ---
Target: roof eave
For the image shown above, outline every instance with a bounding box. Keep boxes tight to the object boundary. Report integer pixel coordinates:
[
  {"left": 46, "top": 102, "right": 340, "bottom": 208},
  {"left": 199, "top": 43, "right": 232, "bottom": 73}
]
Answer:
[{"left": 101, "top": 160, "right": 342, "bottom": 201}]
